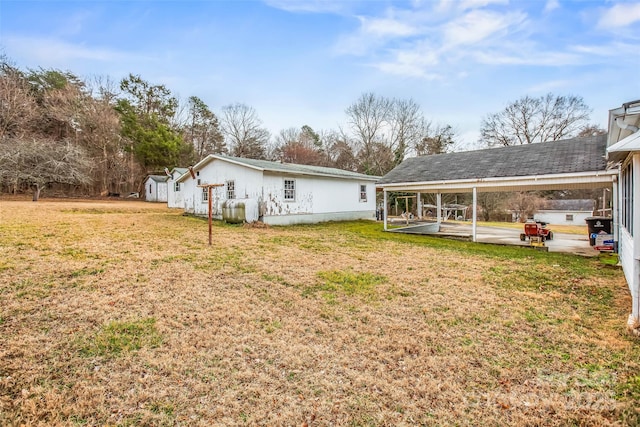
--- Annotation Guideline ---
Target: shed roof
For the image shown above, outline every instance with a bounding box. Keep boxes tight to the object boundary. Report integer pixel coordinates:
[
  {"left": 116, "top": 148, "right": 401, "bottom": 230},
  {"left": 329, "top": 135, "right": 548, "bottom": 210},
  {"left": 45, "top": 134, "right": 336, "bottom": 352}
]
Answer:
[
  {"left": 379, "top": 135, "right": 607, "bottom": 185},
  {"left": 541, "top": 199, "right": 594, "bottom": 211},
  {"left": 145, "top": 175, "right": 169, "bottom": 183},
  {"left": 178, "top": 154, "right": 379, "bottom": 182}
]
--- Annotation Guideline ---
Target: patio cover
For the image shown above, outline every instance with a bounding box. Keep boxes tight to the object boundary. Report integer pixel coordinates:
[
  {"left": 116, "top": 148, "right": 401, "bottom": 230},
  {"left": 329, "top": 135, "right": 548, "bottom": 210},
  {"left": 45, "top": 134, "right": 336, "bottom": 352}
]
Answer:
[{"left": 376, "top": 134, "right": 617, "bottom": 240}]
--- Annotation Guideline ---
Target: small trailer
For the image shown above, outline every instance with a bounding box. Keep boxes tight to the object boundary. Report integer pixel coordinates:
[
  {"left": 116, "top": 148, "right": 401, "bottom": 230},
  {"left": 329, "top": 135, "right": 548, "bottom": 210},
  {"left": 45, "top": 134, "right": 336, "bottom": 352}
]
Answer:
[{"left": 520, "top": 221, "right": 553, "bottom": 246}]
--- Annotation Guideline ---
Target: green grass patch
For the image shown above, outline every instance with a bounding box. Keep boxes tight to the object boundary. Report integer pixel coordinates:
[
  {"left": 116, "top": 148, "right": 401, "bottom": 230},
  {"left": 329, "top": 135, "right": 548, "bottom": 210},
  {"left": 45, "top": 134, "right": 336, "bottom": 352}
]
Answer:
[
  {"left": 79, "top": 318, "right": 162, "bottom": 357},
  {"left": 308, "top": 270, "right": 387, "bottom": 302}
]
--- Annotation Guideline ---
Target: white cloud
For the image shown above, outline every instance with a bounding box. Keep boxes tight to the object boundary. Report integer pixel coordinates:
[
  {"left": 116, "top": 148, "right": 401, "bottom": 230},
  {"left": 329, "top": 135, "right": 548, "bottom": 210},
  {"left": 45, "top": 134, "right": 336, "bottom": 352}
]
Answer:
[
  {"left": 443, "top": 10, "right": 527, "bottom": 47},
  {"left": 543, "top": 0, "right": 560, "bottom": 13},
  {"left": 4, "top": 35, "right": 144, "bottom": 67},
  {"left": 598, "top": 2, "right": 640, "bottom": 29},
  {"left": 262, "top": 0, "right": 349, "bottom": 14},
  {"left": 473, "top": 48, "right": 581, "bottom": 66},
  {"left": 360, "top": 16, "right": 419, "bottom": 37},
  {"left": 458, "top": 0, "right": 509, "bottom": 11}
]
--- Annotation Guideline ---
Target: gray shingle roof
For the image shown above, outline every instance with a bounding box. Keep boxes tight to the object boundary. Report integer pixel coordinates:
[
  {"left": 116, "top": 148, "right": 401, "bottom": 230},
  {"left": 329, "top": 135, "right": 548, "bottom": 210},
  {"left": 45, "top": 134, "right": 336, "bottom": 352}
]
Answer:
[
  {"left": 146, "top": 175, "right": 169, "bottom": 183},
  {"left": 542, "top": 199, "right": 594, "bottom": 211},
  {"left": 377, "top": 135, "right": 607, "bottom": 185},
  {"left": 216, "top": 155, "right": 379, "bottom": 181}
]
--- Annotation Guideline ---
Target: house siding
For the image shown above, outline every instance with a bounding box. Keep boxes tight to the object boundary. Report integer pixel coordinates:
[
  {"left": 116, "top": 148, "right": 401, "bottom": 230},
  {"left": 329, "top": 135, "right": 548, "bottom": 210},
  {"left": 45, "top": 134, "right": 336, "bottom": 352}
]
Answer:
[
  {"left": 179, "top": 156, "right": 377, "bottom": 225},
  {"left": 534, "top": 211, "right": 592, "bottom": 225}
]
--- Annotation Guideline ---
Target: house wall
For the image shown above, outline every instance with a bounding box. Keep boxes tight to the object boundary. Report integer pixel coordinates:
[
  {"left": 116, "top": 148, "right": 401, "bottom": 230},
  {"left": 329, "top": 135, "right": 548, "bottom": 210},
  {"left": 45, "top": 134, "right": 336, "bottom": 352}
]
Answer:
[
  {"left": 616, "top": 151, "right": 640, "bottom": 328},
  {"left": 167, "top": 176, "right": 184, "bottom": 209},
  {"left": 262, "top": 173, "right": 376, "bottom": 225},
  {"left": 183, "top": 160, "right": 264, "bottom": 217},
  {"left": 534, "top": 211, "right": 592, "bottom": 225}
]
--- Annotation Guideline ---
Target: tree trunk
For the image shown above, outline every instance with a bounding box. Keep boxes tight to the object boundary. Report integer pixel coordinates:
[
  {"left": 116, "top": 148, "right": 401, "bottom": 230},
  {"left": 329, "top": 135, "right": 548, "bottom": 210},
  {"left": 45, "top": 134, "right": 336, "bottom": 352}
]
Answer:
[{"left": 32, "top": 184, "right": 41, "bottom": 201}]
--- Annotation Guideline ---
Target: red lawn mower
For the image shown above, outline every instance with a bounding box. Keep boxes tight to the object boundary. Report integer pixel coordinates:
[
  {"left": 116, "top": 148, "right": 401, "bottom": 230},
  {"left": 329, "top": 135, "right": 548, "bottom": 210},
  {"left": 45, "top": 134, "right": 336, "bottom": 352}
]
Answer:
[{"left": 520, "top": 220, "right": 553, "bottom": 245}]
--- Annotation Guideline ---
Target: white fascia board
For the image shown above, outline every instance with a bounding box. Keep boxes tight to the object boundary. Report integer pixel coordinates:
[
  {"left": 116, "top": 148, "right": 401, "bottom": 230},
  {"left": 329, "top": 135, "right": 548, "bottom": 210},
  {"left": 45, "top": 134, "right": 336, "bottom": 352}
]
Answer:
[
  {"left": 608, "top": 131, "right": 640, "bottom": 163},
  {"left": 376, "top": 170, "right": 617, "bottom": 193}
]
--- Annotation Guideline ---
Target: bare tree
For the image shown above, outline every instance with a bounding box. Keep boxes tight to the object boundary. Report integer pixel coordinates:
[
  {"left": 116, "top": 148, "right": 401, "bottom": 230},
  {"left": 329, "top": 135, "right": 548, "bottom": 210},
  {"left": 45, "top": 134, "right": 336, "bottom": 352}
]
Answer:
[
  {"left": 414, "top": 123, "right": 457, "bottom": 156},
  {"left": 508, "top": 192, "right": 545, "bottom": 222},
  {"left": 389, "top": 98, "right": 424, "bottom": 164},
  {"left": 0, "top": 58, "right": 36, "bottom": 140},
  {"left": 480, "top": 94, "right": 591, "bottom": 146},
  {"left": 0, "top": 138, "right": 92, "bottom": 200},
  {"left": 578, "top": 124, "right": 606, "bottom": 137},
  {"left": 345, "top": 93, "right": 393, "bottom": 175},
  {"left": 220, "top": 103, "right": 270, "bottom": 159},
  {"left": 477, "top": 192, "right": 505, "bottom": 221}
]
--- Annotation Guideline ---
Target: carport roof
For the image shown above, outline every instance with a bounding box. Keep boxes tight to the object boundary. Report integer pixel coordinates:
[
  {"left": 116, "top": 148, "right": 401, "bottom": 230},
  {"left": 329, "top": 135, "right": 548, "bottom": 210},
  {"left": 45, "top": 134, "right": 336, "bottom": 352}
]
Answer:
[{"left": 377, "top": 135, "right": 614, "bottom": 192}]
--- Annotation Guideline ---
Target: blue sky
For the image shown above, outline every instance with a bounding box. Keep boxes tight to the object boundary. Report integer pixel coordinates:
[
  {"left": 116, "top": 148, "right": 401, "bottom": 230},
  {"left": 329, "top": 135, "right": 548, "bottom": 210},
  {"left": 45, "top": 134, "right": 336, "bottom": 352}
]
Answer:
[{"left": 1, "top": 0, "right": 639, "bottom": 149}]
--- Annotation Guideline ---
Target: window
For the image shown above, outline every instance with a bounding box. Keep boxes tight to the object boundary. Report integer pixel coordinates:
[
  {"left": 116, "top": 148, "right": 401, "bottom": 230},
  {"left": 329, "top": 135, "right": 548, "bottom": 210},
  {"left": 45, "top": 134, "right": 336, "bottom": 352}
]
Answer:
[
  {"left": 622, "top": 161, "right": 633, "bottom": 236},
  {"left": 174, "top": 182, "right": 180, "bottom": 192},
  {"left": 226, "top": 180, "right": 235, "bottom": 199},
  {"left": 284, "top": 179, "right": 295, "bottom": 201},
  {"left": 565, "top": 214, "right": 573, "bottom": 222},
  {"left": 149, "top": 184, "right": 152, "bottom": 194},
  {"left": 202, "top": 187, "right": 208, "bottom": 203},
  {"left": 359, "top": 184, "right": 367, "bottom": 202}
]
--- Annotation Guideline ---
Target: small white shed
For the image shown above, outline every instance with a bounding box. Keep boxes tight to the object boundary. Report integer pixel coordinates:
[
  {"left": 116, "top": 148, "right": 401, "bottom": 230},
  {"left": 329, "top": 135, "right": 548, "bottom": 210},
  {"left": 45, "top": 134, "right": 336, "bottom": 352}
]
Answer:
[
  {"left": 176, "top": 155, "right": 379, "bottom": 225},
  {"left": 534, "top": 199, "right": 594, "bottom": 225},
  {"left": 144, "top": 175, "right": 169, "bottom": 202}
]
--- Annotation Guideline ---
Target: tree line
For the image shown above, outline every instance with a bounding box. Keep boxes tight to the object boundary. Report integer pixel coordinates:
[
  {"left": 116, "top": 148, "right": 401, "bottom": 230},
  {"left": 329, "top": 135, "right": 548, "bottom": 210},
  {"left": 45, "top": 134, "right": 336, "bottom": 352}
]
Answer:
[{"left": 0, "top": 55, "right": 603, "bottom": 199}]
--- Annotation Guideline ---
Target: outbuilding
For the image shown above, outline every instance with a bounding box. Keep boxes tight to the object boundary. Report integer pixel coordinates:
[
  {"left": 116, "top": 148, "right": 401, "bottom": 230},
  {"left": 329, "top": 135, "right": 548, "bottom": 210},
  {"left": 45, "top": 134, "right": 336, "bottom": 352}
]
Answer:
[
  {"left": 534, "top": 199, "right": 595, "bottom": 225},
  {"left": 143, "top": 175, "right": 169, "bottom": 202},
  {"left": 176, "top": 155, "right": 379, "bottom": 225}
]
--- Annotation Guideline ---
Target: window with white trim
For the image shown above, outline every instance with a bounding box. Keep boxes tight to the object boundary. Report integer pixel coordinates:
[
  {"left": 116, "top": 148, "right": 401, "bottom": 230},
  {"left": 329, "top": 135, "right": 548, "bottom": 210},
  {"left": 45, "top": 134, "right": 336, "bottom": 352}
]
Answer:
[
  {"left": 227, "top": 180, "right": 235, "bottom": 199},
  {"left": 359, "top": 184, "right": 367, "bottom": 202},
  {"left": 565, "top": 214, "right": 573, "bottom": 221},
  {"left": 202, "top": 187, "right": 208, "bottom": 203},
  {"left": 174, "top": 182, "right": 180, "bottom": 192},
  {"left": 622, "top": 161, "right": 633, "bottom": 236},
  {"left": 284, "top": 179, "right": 295, "bottom": 201}
]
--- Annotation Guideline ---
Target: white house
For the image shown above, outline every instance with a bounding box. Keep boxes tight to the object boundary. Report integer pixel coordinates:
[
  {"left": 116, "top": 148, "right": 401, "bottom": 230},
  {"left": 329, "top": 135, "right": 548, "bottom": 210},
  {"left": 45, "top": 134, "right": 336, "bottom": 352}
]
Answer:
[
  {"left": 534, "top": 199, "right": 595, "bottom": 225},
  {"left": 175, "top": 155, "right": 379, "bottom": 225},
  {"left": 606, "top": 100, "right": 640, "bottom": 336},
  {"left": 144, "top": 175, "right": 169, "bottom": 202},
  {"left": 167, "top": 167, "right": 188, "bottom": 209}
]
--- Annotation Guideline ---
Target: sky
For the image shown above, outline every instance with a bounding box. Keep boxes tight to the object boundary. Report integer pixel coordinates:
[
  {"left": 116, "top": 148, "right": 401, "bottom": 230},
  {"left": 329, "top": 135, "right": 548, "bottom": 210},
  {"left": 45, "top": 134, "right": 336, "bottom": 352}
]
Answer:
[{"left": 1, "top": 0, "right": 639, "bottom": 149}]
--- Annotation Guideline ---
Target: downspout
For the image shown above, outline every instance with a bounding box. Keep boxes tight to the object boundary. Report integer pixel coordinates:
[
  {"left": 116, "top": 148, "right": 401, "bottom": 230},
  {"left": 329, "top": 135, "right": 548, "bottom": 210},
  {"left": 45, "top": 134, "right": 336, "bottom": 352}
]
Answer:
[{"left": 615, "top": 117, "right": 639, "bottom": 133}]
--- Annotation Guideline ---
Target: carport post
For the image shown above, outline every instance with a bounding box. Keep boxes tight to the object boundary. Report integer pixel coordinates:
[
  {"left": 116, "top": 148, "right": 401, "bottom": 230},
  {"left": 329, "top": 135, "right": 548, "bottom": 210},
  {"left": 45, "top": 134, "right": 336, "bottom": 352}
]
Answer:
[
  {"left": 383, "top": 189, "right": 388, "bottom": 231},
  {"left": 436, "top": 193, "right": 442, "bottom": 224},
  {"left": 472, "top": 187, "right": 477, "bottom": 242},
  {"left": 417, "top": 192, "right": 422, "bottom": 219}
]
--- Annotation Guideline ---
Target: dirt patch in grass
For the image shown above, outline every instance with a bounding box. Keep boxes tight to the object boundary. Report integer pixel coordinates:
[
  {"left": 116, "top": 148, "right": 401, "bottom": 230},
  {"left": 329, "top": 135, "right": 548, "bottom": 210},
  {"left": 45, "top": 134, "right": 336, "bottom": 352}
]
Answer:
[{"left": 0, "top": 200, "right": 637, "bottom": 426}]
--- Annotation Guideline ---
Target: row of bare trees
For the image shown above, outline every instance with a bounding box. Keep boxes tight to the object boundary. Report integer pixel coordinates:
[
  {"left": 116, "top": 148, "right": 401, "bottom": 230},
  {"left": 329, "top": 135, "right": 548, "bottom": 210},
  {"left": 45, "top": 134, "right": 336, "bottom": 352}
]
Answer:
[{"left": 0, "top": 53, "right": 605, "bottom": 199}]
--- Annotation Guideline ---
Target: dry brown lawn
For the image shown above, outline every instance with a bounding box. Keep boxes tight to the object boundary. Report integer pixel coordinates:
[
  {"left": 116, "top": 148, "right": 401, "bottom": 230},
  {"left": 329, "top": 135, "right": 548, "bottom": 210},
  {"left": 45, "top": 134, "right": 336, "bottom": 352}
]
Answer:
[{"left": 0, "top": 199, "right": 638, "bottom": 426}]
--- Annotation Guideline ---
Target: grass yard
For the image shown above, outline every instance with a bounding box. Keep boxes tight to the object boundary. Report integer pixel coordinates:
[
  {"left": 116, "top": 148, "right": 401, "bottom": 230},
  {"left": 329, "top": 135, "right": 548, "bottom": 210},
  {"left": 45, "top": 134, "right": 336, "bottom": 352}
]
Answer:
[{"left": 0, "top": 199, "right": 638, "bottom": 426}]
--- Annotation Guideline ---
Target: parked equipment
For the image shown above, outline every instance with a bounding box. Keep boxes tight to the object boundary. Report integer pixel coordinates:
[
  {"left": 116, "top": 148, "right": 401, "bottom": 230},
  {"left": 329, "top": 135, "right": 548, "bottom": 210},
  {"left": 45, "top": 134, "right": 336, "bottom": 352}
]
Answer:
[{"left": 520, "top": 220, "right": 553, "bottom": 246}]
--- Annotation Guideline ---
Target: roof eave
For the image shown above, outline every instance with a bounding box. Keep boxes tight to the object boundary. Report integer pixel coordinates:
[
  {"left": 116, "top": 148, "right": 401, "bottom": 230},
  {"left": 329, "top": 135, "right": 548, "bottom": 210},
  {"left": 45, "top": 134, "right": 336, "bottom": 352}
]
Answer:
[{"left": 376, "top": 170, "right": 617, "bottom": 192}]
